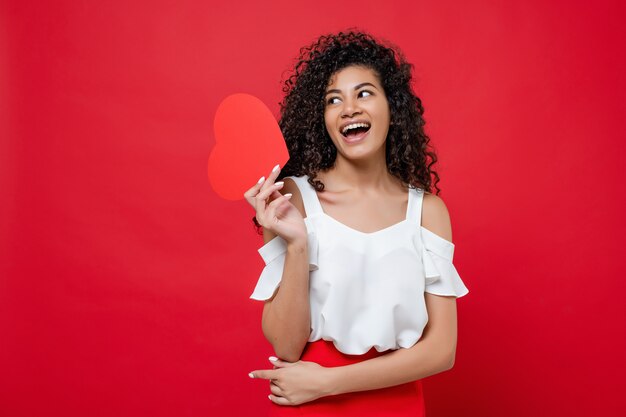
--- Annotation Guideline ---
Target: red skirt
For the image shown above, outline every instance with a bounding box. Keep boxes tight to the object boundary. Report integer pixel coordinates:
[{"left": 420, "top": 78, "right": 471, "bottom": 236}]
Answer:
[{"left": 269, "top": 340, "right": 425, "bottom": 416}]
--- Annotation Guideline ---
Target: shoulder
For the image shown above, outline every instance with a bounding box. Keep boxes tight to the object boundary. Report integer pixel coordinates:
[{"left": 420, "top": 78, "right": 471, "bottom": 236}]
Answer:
[
  {"left": 421, "top": 192, "right": 453, "bottom": 243},
  {"left": 280, "top": 177, "right": 306, "bottom": 218}
]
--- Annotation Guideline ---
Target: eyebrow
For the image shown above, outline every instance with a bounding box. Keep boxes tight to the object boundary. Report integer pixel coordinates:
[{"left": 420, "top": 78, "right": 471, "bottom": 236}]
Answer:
[{"left": 325, "top": 82, "right": 378, "bottom": 96}]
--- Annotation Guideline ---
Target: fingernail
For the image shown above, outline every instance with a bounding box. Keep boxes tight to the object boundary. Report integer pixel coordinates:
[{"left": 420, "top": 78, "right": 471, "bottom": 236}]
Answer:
[
  {"left": 275, "top": 181, "right": 284, "bottom": 187},
  {"left": 268, "top": 395, "right": 272, "bottom": 401},
  {"left": 269, "top": 356, "right": 278, "bottom": 362},
  {"left": 284, "top": 193, "right": 293, "bottom": 199},
  {"left": 248, "top": 373, "right": 254, "bottom": 378},
  {"left": 257, "top": 176, "right": 265, "bottom": 184},
  {"left": 272, "top": 164, "right": 280, "bottom": 173}
]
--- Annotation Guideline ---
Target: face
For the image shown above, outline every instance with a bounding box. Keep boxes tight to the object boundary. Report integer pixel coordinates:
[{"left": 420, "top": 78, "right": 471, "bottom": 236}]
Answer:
[{"left": 324, "top": 65, "right": 391, "bottom": 162}]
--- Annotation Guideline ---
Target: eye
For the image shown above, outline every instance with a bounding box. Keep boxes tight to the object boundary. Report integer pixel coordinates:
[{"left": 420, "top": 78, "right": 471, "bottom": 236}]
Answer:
[
  {"left": 358, "top": 90, "right": 373, "bottom": 98},
  {"left": 326, "top": 96, "right": 341, "bottom": 105}
]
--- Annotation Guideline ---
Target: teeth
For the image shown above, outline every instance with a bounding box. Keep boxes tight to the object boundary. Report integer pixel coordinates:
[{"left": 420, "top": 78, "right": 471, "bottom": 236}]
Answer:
[{"left": 342, "top": 122, "right": 370, "bottom": 135}]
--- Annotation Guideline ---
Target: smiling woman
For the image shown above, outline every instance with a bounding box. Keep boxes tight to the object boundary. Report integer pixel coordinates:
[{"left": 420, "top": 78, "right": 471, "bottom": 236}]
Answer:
[
  {"left": 242, "top": 31, "right": 469, "bottom": 416},
  {"left": 324, "top": 66, "right": 391, "bottom": 155}
]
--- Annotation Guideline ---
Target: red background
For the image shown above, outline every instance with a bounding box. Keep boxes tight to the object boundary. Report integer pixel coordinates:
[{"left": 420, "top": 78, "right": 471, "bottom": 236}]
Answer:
[{"left": 2, "top": 1, "right": 625, "bottom": 416}]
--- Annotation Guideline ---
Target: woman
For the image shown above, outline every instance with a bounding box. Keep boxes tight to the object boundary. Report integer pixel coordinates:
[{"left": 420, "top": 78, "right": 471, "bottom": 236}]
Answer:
[{"left": 244, "top": 31, "right": 469, "bottom": 416}]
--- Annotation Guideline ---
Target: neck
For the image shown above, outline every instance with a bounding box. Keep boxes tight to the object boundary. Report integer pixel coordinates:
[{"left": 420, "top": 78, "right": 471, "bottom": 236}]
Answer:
[{"left": 321, "top": 151, "right": 400, "bottom": 192}]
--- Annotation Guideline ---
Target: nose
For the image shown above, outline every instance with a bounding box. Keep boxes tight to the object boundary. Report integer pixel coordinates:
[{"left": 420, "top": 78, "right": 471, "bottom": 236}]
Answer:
[{"left": 340, "top": 96, "right": 361, "bottom": 118}]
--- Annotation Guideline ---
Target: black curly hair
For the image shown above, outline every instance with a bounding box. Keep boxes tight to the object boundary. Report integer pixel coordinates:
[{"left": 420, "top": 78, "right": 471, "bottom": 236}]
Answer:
[{"left": 253, "top": 30, "right": 440, "bottom": 232}]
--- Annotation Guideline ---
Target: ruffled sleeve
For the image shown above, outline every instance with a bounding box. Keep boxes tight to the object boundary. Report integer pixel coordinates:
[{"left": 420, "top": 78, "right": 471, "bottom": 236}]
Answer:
[
  {"left": 418, "top": 227, "right": 469, "bottom": 298},
  {"left": 249, "top": 230, "right": 319, "bottom": 301}
]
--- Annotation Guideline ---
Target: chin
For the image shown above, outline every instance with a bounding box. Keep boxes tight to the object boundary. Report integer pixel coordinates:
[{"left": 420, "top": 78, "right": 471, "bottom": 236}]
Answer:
[{"left": 341, "top": 147, "right": 380, "bottom": 161}]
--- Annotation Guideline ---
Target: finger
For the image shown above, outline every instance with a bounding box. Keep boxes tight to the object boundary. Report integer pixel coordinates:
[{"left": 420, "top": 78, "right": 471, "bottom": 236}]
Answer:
[
  {"left": 255, "top": 182, "right": 286, "bottom": 224},
  {"left": 269, "top": 356, "right": 299, "bottom": 367},
  {"left": 269, "top": 381, "right": 282, "bottom": 396},
  {"left": 254, "top": 164, "right": 280, "bottom": 214},
  {"left": 249, "top": 369, "right": 278, "bottom": 380},
  {"left": 259, "top": 163, "right": 281, "bottom": 195},
  {"left": 256, "top": 181, "right": 285, "bottom": 202},
  {"left": 243, "top": 175, "right": 267, "bottom": 206},
  {"left": 267, "top": 163, "right": 282, "bottom": 184},
  {"left": 268, "top": 356, "right": 296, "bottom": 368},
  {"left": 269, "top": 394, "right": 291, "bottom": 406},
  {"left": 265, "top": 192, "right": 293, "bottom": 218}
]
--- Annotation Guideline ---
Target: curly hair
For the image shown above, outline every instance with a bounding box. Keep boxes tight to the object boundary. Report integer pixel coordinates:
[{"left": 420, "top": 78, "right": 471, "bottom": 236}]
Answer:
[{"left": 253, "top": 30, "right": 440, "bottom": 232}]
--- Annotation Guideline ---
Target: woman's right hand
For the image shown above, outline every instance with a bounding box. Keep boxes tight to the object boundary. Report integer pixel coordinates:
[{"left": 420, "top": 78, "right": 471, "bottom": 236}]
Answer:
[{"left": 244, "top": 164, "right": 307, "bottom": 246}]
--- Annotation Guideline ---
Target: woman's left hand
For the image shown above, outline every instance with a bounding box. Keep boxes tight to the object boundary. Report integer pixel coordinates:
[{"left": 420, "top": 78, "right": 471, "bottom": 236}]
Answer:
[{"left": 249, "top": 357, "right": 334, "bottom": 406}]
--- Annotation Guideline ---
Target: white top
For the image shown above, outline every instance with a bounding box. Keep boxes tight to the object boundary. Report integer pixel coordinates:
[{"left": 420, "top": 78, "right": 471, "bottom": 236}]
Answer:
[{"left": 250, "top": 175, "right": 469, "bottom": 355}]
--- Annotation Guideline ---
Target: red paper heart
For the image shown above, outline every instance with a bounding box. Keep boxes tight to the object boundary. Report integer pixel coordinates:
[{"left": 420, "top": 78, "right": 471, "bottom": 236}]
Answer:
[{"left": 208, "top": 94, "right": 289, "bottom": 201}]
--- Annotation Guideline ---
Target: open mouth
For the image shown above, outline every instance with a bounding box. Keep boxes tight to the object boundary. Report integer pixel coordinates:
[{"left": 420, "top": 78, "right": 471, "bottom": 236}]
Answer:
[{"left": 341, "top": 122, "right": 371, "bottom": 139}]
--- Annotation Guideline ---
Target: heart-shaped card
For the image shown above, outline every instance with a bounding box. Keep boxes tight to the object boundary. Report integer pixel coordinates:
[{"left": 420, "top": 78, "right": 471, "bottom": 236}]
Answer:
[{"left": 208, "top": 93, "right": 289, "bottom": 201}]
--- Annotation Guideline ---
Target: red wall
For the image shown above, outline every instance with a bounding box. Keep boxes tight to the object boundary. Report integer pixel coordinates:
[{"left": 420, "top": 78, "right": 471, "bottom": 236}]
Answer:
[{"left": 2, "top": 1, "right": 625, "bottom": 416}]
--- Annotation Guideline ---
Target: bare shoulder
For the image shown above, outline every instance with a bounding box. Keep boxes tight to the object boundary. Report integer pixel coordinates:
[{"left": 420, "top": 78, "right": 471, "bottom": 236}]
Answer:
[
  {"left": 421, "top": 192, "right": 453, "bottom": 243},
  {"left": 262, "top": 177, "right": 307, "bottom": 244},
  {"left": 280, "top": 177, "right": 306, "bottom": 218}
]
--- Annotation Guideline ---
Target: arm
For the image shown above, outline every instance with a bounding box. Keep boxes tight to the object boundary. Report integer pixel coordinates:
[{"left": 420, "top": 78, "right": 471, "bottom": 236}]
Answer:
[
  {"left": 251, "top": 193, "right": 460, "bottom": 404},
  {"left": 326, "top": 292, "right": 457, "bottom": 394},
  {"left": 259, "top": 178, "right": 312, "bottom": 362},
  {"left": 258, "top": 292, "right": 457, "bottom": 405}
]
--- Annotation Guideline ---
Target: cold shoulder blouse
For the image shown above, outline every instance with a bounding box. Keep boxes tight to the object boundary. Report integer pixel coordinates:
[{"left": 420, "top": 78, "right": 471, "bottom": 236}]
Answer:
[{"left": 250, "top": 175, "right": 469, "bottom": 355}]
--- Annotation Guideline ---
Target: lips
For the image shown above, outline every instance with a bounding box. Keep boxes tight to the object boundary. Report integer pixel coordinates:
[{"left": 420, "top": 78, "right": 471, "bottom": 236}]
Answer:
[
  {"left": 339, "top": 120, "right": 371, "bottom": 145},
  {"left": 341, "top": 128, "right": 370, "bottom": 144}
]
